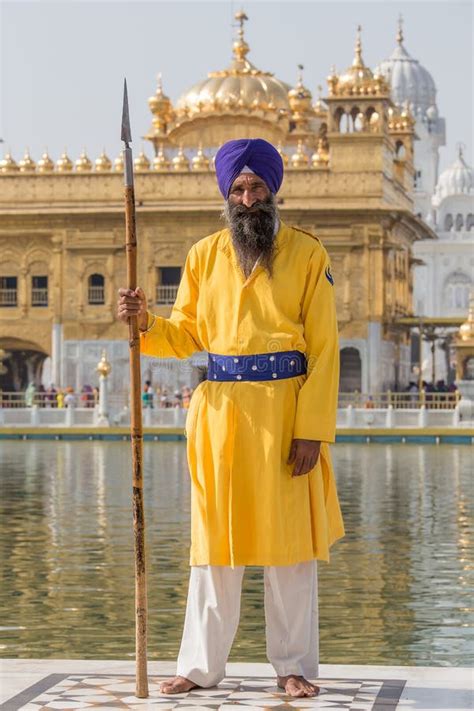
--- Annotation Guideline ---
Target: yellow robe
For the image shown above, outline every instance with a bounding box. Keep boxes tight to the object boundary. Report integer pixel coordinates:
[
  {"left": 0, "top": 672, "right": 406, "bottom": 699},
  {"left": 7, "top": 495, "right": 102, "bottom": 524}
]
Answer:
[{"left": 140, "top": 222, "right": 344, "bottom": 566}]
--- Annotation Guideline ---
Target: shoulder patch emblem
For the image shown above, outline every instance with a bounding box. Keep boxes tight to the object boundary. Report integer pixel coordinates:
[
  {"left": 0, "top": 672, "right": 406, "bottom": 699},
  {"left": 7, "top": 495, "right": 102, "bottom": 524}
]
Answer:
[{"left": 325, "top": 265, "right": 334, "bottom": 285}]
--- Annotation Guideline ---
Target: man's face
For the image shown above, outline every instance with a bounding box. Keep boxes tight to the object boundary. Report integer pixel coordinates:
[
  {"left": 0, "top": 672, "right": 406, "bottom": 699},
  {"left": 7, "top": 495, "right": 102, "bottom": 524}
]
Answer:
[{"left": 228, "top": 174, "right": 271, "bottom": 209}]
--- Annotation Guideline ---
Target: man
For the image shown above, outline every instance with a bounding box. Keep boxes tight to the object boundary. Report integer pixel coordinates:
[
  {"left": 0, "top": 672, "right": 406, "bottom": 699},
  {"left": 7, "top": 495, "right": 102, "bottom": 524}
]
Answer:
[{"left": 117, "top": 138, "right": 344, "bottom": 698}]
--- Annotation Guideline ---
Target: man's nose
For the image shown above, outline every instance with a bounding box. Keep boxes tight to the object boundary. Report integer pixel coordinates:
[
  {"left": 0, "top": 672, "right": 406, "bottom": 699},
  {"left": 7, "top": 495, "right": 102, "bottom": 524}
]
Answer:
[{"left": 242, "top": 190, "right": 257, "bottom": 208}]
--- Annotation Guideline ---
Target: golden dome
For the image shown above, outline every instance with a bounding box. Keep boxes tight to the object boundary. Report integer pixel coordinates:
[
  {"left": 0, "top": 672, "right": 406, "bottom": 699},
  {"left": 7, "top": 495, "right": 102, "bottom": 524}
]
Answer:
[
  {"left": 288, "top": 65, "right": 313, "bottom": 115},
  {"left": 75, "top": 149, "right": 92, "bottom": 172},
  {"left": 313, "top": 85, "right": 327, "bottom": 116},
  {"left": 114, "top": 152, "right": 124, "bottom": 172},
  {"left": 459, "top": 296, "right": 474, "bottom": 342},
  {"left": 134, "top": 149, "right": 151, "bottom": 172},
  {"left": 0, "top": 151, "right": 19, "bottom": 173},
  {"left": 329, "top": 27, "right": 390, "bottom": 97},
  {"left": 172, "top": 145, "right": 189, "bottom": 172},
  {"left": 37, "top": 150, "right": 55, "bottom": 173},
  {"left": 56, "top": 150, "right": 73, "bottom": 172},
  {"left": 152, "top": 145, "right": 170, "bottom": 172},
  {"left": 148, "top": 74, "right": 174, "bottom": 133},
  {"left": 169, "top": 11, "right": 290, "bottom": 147},
  {"left": 19, "top": 149, "right": 36, "bottom": 173},
  {"left": 95, "top": 149, "right": 112, "bottom": 172},
  {"left": 311, "top": 138, "right": 329, "bottom": 168},
  {"left": 191, "top": 145, "right": 210, "bottom": 171},
  {"left": 277, "top": 142, "right": 289, "bottom": 166},
  {"left": 290, "top": 141, "right": 309, "bottom": 169}
]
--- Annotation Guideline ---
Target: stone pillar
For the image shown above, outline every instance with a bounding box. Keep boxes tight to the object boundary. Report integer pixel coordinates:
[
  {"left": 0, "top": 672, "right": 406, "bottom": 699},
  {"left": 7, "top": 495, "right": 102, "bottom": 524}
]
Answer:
[{"left": 51, "top": 322, "right": 63, "bottom": 388}]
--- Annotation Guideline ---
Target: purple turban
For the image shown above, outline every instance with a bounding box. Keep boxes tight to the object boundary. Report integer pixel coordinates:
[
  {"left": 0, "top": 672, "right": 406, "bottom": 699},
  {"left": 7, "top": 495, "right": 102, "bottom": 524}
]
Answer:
[{"left": 215, "top": 138, "right": 284, "bottom": 198}]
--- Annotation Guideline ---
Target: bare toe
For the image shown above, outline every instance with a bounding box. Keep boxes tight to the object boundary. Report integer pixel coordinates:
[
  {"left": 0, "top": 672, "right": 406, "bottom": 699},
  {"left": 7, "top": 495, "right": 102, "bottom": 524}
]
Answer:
[{"left": 160, "top": 676, "right": 198, "bottom": 695}]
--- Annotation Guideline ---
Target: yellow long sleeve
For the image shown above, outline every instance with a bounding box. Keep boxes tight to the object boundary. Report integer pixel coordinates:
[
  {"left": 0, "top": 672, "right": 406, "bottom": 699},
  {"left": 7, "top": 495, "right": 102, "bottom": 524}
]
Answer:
[
  {"left": 293, "top": 246, "right": 339, "bottom": 443},
  {"left": 140, "top": 245, "right": 203, "bottom": 359}
]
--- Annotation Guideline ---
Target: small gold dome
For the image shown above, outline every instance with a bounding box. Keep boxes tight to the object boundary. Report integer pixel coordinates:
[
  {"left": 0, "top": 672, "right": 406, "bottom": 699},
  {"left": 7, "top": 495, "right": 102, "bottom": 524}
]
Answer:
[
  {"left": 172, "top": 145, "right": 189, "bottom": 172},
  {"left": 311, "top": 139, "right": 329, "bottom": 168},
  {"left": 134, "top": 149, "right": 151, "bottom": 172},
  {"left": 288, "top": 65, "right": 313, "bottom": 115},
  {"left": 148, "top": 74, "right": 174, "bottom": 133},
  {"left": 191, "top": 146, "right": 210, "bottom": 171},
  {"left": 19, "top": 149, "right": 36, "bottom": 173},
  {"left": 75, "top": 149, "right": 93, "bottom": 172},
  {"left": 37, "top": 150, "right": 55, "bottom": 173},
  {"left": 290, "top": 141, "right": 309, "bottom": 169},
  {"left": 95, "top": 149, "right": 112, "bottom": 172},
  {"left": 114, "top": 152, "right": 124, "bottom": 172},
  {"left": 277, "top": 143, "right": 289, "bottom": 167},
  {"left": 152, "top": 145, "right": 170, "bottom": 172},
  {"left": 313, "top": 85, "right": 327, "bottom": 115},
  {"left": 96, "top": 350, "right": 112, "bottom": 377},
  {"left": 0, "top": 151, "right": 19, "bottom": 173},
  {"left": 459, "top": 296, "right": 474, "bottom": 342},
  {"left": 56, "top": 150, "right": 74, "bottom": 172}
]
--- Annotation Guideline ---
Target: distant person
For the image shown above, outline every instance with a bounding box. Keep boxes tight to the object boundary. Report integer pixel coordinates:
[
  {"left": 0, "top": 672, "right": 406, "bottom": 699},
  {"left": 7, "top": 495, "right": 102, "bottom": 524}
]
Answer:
[
  {"left": 24, "top": 382, "right": 36, "bottom": 407},
  {"left": 64, "top": 389, "right": 76, "bottom": 408},
  {"left": 56, "top": 389, "right": 65, "bottom": 408},
  {"left": 144, "top": 380, "right": 154, "bottom": 408},
  {"left": 46, "top": 384, "right": 57, "bottom": 408}
]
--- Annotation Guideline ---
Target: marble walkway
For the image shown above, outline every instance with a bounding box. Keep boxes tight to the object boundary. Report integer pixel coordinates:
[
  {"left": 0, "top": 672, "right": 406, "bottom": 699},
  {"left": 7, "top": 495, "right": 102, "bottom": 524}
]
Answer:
[{"left": 0, "top": 661, "right": 471, "bottom": 711}]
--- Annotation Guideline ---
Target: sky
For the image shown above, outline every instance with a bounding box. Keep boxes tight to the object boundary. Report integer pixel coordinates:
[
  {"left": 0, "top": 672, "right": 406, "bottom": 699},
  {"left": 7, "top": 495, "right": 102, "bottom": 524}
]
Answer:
[{"left": 1, "top": 0, "right": 472, "bottom": 175}]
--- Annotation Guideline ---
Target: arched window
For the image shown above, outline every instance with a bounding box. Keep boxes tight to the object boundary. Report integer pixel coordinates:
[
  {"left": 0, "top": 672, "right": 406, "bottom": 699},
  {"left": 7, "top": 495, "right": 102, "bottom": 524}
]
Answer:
[
  {"left": 335, "top": 108, "right": 350, "bottom": 133},
  {"left": 88, "top": 273, "right": 105, "bottom": 304},
  {"left": 455, "top": 213, "right": 464, "bottom": 231},
  {"left": 444, "top": 213, "right": 453, "bottom": 231},
  {"left": 444, "top": 271, "right": 471, "bottom": 311},
  {"left": 340, "top": 347, "right": 362, "bottom": 392},
  {"left": 466, "top": 214, "right": 474, "bottom": 231},
  {"left": 395, "top": 141, "right": 406, "bottom": 159}
]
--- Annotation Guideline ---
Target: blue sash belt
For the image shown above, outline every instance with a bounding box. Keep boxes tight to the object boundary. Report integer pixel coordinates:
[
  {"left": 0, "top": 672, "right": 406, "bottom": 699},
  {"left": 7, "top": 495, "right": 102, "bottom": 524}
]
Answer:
[{"left": 207, "top": 350, "right": 307, "bottom": 382}]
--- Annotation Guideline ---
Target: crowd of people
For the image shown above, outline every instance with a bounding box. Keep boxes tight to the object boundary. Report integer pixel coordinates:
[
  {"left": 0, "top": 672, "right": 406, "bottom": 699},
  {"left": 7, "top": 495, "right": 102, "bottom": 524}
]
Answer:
[{"left": 142, "top": 381, "right": 194, "bottom": 409}]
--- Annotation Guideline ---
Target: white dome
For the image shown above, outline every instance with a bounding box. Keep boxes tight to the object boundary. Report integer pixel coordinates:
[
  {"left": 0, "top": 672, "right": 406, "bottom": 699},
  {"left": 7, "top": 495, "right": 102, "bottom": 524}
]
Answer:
[
  {"left": 434, "top": 149, "right": 474, "bottom": 202},
  {"left": 374, "top": 34, "right": 437, "bottom": 116}
]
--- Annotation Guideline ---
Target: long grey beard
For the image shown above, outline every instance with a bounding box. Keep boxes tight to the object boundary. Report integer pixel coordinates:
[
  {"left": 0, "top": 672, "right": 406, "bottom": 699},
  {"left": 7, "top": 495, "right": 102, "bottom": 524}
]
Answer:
[{"left": 222, "top": 194, "right": 278, "bottom": 279}]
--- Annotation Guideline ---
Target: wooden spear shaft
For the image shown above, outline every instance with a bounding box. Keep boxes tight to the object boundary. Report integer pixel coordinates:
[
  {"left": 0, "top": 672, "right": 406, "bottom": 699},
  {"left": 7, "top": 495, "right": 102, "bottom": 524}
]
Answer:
[{"left": 121, "top": 78, "right": 149, "bottom": 699}]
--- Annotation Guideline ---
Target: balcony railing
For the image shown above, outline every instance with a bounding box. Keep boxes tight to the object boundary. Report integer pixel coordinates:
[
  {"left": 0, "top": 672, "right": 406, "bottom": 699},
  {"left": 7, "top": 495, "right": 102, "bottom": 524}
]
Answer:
[
  {"left": 0, "top": 289, "right": 17, "bottom": 307},
  {"left": 31, "top": 288, "right": 48, "bottom": 306},
  {"left": 88, "top": 286, "right": 105, "bottom": 304},
  {"left": 338, "top": 391, "right": 460, "bottom": 410},
  {"left": 156, "top": 284, "right": 179, "bottom": 305}
]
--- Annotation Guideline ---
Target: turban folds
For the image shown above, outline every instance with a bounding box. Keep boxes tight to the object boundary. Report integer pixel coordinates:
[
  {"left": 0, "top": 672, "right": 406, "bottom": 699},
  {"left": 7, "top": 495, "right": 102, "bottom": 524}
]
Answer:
[{"left": 215, "top": 138, "right": 284, "bottom": 198}]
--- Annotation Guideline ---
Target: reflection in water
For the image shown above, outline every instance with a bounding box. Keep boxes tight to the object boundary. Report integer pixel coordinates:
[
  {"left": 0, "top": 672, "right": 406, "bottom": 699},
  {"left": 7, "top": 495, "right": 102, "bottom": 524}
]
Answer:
[{"left": 0, "top": 442, "right": 472, "bottom": 665}]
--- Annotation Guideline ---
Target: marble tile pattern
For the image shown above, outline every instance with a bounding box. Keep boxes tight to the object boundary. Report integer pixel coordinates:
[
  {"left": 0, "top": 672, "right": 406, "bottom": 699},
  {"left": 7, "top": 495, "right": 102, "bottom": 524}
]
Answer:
[{"left": 14, "top": 674, "right": 406, "bottom": 710}]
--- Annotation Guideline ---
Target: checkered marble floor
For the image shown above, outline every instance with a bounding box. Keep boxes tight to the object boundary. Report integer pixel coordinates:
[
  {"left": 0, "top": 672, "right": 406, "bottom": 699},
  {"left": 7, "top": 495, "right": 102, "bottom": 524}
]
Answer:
[{"left": 12, "top": 674, "right": 405, "bottom": 710}]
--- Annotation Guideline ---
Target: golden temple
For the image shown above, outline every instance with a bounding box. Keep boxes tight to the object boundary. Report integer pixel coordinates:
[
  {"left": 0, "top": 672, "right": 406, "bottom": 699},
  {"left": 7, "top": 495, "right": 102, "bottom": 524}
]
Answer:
[{"left": 0, "top": 13, "right": 435, "bottom": 394}]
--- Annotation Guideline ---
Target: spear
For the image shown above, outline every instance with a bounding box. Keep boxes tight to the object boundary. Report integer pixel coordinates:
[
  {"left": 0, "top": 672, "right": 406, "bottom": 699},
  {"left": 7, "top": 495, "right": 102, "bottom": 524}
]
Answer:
[{"left": 121, "top": 78, "right": 149, "bottom": 698}]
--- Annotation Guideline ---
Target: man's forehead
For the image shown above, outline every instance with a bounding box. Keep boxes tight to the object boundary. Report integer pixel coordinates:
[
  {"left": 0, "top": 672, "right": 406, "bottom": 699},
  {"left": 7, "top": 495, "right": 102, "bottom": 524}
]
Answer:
[{"left": 231, "top": 173, "right": 268, "bottom": 189}]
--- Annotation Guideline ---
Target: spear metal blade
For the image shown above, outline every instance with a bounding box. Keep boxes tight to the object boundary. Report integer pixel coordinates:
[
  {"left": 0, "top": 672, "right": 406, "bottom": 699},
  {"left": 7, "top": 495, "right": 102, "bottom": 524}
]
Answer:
[{"left": 121, "top": 78, "right": 132, "bottom": 144}]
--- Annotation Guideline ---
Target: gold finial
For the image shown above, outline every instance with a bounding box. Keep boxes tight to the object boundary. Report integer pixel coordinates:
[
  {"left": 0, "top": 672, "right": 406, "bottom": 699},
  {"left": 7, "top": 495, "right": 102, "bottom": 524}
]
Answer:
[
  {"left": 191, "top": 144, "right": 210, "bottom": 171},
  {"left": 172, "top": 145, "right": 189, "bottom": 171},
  {"left": 134, "top": 148, "right": 151, "bottom": 172},
  {"left": 152, "top": 144, "right": 170, "bottom": 172},
  {"left": 37, "top": 149, "right": 55, "bottom": 173},
  {"left": 233, "top": 9, "right": 250, "bottom": 61},
  {"left": 95, "top": 149, "right": 112, "bottom": 172},
  {"left": 397, "top": 14, "right": 404, "bottom": 45},
  {"left": 290, "top": 140, "right": 309, "bottom": 169},
  {"left": 297, "top": 64, "right": 304, "bottom": 87},
  {"left": 96, "top": 350, "right": 112, "bottom": 377},
  {"left": 56, "top": 149, "right": 73, "bottom": 172},
  {"left": 0, "top": 150, "right": 19, "bottom": 173},
  {"left": 353, "top": 25, "right": 363, "bottom": 68},
  {"left": 311, "top": 138, "right": 329, "bottom": 168},
  {"left": 75, "top": 149, "right": 92, "bottom": 172},
  {"left": 19, "top": 148, "right": 36, "bottom": 173}
]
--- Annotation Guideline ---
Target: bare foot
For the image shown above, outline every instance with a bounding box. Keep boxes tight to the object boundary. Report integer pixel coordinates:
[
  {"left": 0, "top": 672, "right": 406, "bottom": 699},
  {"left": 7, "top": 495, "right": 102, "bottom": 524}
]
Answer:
[
  {"left": 160, "top": 676, "right": 199, "bottom": 694},
  {"left": 277, "top": 674, "right": 320, "bottom": 697}
]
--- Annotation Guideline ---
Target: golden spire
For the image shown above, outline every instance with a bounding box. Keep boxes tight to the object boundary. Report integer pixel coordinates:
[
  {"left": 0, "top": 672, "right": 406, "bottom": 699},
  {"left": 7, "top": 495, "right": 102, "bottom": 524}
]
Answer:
[
  {"left": 75, "top": 149, "right": 92, "bottom": 172},
  {"left": 233, "top": 10, "right": 250, "bottom": 61},
  {"left": 172, "top": 145, "right": 189, "bottom": 171},
  {"left": 352, "top": 25, "right": 364, "bottom": 69},
  {"left": 397, "top": 14, "right": 404, "bottom": 45},
  {"left": 0, "top": 150, "right": 19, "bottom": 173},
  {"left": 134, "top": 148, "right": 151, "bottom": 172},
  {"left": 290, "top": 140, "right": 309, "bottom": 169},
  {"left": 152, "top": 144, "right": 170, "bottom": 172},
  {"left": 191, "top": 145, "right": 210, "bottom": 171},
  {"left": 95, "top": 149, "right": 112, "bottom": 172},
  {"left": 56, "top": 149, "right": 73, "bottom": 172},
  {"left": 148, "top": 73, "right": 174, "bottom": 133},
  {"left": 19, "top": 149, "right": 36, "bottom": 173},
  {"left": 37, "top": 149, "right": 55, "bottom": 173},
  {"left": 288, "top": 64, "right": 312, "bottom": 115}
]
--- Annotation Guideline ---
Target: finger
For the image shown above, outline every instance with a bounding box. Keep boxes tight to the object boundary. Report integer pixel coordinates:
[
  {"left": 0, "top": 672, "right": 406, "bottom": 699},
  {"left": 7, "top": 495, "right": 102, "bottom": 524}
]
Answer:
[
  {"left": 295, "top": 457, "right": 311, "bottom": 477},
  {"left": 118, "top": 288, "right": 135, "bottom": 297},
  {"left": 134, "top": 286, "right": 146, "bottom": 299},
  {"left": 292, "top": 455, "right": 304, "bottom": 477}
]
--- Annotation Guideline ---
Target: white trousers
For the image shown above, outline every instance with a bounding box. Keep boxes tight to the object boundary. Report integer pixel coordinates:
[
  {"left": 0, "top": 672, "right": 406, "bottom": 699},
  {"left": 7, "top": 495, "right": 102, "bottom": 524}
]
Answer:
[{"left": 176, "top": 561, "right": 319, "bottom": 688}]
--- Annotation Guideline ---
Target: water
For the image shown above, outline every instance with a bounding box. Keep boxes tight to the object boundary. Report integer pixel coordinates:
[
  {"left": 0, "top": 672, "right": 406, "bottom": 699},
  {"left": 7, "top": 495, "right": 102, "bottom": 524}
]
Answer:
[{"left": 0, "top": 441, "right": 472, "bottom": 666}]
